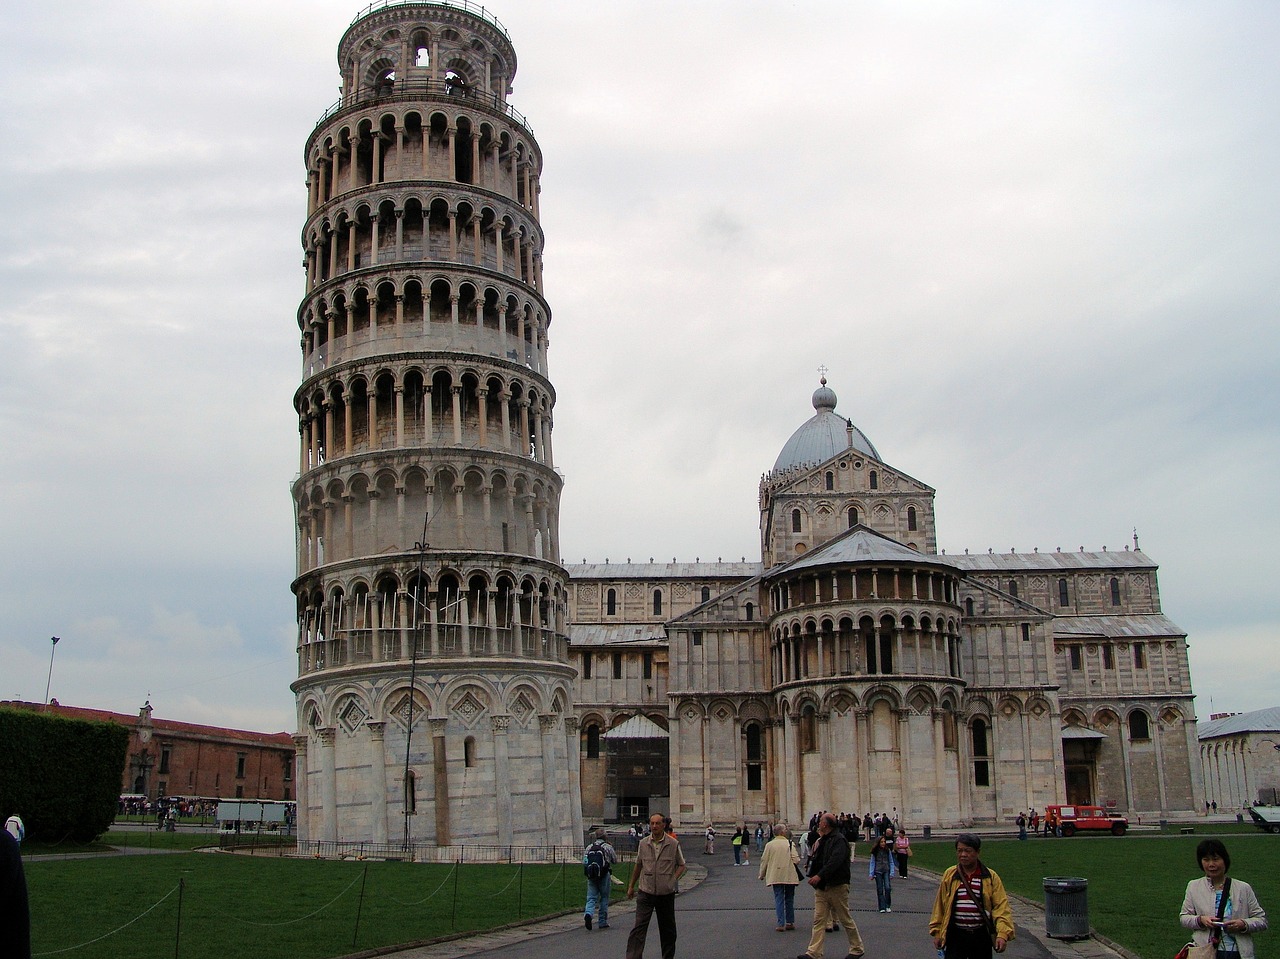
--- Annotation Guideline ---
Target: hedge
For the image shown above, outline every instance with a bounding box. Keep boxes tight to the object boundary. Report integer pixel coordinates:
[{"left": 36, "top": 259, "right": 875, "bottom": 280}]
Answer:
[{"left": 0, "top": 707, "right": 128, "bottom": 842}]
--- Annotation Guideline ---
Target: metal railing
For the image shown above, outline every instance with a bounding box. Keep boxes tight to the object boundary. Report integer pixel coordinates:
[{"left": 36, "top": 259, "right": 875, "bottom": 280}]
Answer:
[
  {"left": 294, "top": 839, "right": 594, "bottom": 862},
  {"left": 313, "top": 76, "right": 531, "bottom": 134},
  {"left": 348, "top": 0, "right": 511, "bottom": 41}
]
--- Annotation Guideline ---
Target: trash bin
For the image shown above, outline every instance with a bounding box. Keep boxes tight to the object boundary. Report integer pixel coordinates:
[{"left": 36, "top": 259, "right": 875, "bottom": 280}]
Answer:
[
  {"left": 922, "top": 825, "right": 931, "bottom": 839},
  {"left": 1043, "top": 877, "right": 1089, "bottom": 940}
]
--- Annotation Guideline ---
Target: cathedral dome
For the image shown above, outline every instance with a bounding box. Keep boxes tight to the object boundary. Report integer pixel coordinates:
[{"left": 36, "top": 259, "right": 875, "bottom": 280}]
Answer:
[{"left": 772, "top": 377, "right": 879, "bottom": 471}]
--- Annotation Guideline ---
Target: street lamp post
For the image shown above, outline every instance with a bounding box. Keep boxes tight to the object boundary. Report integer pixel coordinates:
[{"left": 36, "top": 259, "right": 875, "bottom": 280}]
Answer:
[{"left": 44, "top": 636, "right": 60, "bottom": 705}]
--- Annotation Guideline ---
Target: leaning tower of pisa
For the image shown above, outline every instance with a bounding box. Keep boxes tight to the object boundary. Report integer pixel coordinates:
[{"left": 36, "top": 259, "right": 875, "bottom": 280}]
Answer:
[{"left": 290, "top": 1, "right": 581, "bottom": 849}]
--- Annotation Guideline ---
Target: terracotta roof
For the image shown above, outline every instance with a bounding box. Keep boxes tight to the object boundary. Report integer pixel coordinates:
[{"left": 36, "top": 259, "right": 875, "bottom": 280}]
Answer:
[{"left": 0, "top": 701, "right": 294, "bottom": 747}]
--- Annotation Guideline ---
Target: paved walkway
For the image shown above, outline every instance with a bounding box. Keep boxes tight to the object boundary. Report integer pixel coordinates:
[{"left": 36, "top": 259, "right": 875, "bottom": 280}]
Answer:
[{"left": 359, "top": 844, "right": 1134, "bottom": 959}]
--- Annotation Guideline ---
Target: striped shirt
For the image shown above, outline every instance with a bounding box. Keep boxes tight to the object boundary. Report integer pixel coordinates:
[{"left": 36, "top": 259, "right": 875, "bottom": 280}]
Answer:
[{"left": 952, "top": 870, "right": 986, "bottom": 930}]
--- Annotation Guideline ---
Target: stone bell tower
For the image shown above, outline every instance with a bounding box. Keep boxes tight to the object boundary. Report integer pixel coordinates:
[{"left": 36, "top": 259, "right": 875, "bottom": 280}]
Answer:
[{"left": 290, "top": 1, "right": 580, "bottom": 848}]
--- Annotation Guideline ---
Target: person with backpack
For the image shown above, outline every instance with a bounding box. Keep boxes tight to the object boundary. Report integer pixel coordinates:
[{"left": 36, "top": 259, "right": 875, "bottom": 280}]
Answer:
[{"left": 583, "top": 829, "right": 619, "bottom": 930}]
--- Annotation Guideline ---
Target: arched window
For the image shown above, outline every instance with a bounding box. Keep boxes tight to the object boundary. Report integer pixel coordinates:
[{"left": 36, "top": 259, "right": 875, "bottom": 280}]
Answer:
[
  {"left": 745, "top": 602, "right": 755, "bottom": 621},
  {"left": 1128, "top": 711, "right": 1150, "bottom": 741},
  {"left": 869, "top": 470, "right": 879, "bottom": 490},
  {"left": 1058, "top": 578, "right": 1070, "bottom": 607},
  {"left": 791, "top": 509, "right": 802, "bottom": 533},
  {"left": 1008, "top": 579, "right": 1018, "bottom": 597},
  {"left": 799, "top": 706, "right": 818, "bottom": 752},
  {"left": 652, "top": 590, "right": 663, "bottom": 615},
  {"left": 606, "top": 588, "right": 616, "bottom": 616},
  {"left": 1110, "top": 577, "right": 1121, "bottom": 606},
  {"left": 464, "top": 736, "right": 476, "bottom": 767},
  {"left": 965, "top": 597, "right": 975, "bottom": 617},
  {"left": 701, "top": 586, "right": 711, "bottom": 603},
  {"left": 1133, "top": 643, "right": 1146, "bottom": 669},
  {"left": 404, "top": 770, "right": 417, "bottom": 813},
  {"left": 971, "top": 719, "right": 990, "bottom": 786},
  {"left": 585, "top": 724, "right": 601, "bottom": 759},
  {"left": 745, "top": 722, "right": 764, "bottom": 791},
  {"left": 847, "top": 506, "right": 858, "bottom": 527},
  {"left": 825, "top": 471, "right": 834, "bottom": 490},
  {"left": 907, "top": 506, "right": 917, "bottom": 531}
]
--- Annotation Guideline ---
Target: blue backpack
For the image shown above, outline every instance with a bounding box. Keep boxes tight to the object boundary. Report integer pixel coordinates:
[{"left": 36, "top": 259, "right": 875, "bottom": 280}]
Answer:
[{"left": 584, "top": 840, "right": 609, "bottom": 880}]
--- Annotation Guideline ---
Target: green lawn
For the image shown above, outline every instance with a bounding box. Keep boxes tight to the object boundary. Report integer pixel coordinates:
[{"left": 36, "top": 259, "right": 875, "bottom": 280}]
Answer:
[
  {"left": 27, "top": 852, "right": 628, "bottom": 959},
  {"left": 910, "top": 833, "right": 1279, "bottom": 959}
]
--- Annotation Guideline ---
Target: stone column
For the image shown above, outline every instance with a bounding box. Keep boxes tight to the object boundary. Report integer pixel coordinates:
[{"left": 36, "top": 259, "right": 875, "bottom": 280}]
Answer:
[
  {"left": 367, "top": 722, "right": 389, "bottom": 844},
  {"left": 431, "top": 717, "right": 450, "bottom": 845},
  {"left": 564, "top": 715, "right": 584, "bottom": 844},
  {"left": 539, "top": 713, "right": 561, "bottom": 843},
  {"left": 292, "top": 734, "right": 310, "bottom": 843},
  {"left": 492, "top": 715, "right": 513, "bottom": 844},
  {"left": 476, "top": 387, "right": 489, "bottom": 447},
  {"left": 318, "top": 727, "right": 338, "bottom": 842},
  {"left": 854, "top": 707, "right": 871, "bottom": 812}
]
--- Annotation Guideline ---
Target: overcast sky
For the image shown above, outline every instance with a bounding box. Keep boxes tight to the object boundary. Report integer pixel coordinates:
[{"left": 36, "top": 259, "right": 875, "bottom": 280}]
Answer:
[{"left": 2, "top": 1, "right": 1276, "bottom": 735}]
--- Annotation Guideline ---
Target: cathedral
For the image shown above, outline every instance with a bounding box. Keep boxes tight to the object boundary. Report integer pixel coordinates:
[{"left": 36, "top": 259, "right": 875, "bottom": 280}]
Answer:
[
  {"left": 289, "top": 2, "right": 1201, "bottom": 848},
  {"left": 568, "top": 377, "right": 1204, "bottom": 828}
]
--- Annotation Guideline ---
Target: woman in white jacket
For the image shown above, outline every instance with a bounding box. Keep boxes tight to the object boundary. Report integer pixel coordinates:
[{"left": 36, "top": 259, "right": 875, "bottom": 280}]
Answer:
[
  {"left": 1179, "top": 839, "right": 1267, "bottom": 959},
  {"left": 758, "top": 823, "right": 802, "bottom": 932}
]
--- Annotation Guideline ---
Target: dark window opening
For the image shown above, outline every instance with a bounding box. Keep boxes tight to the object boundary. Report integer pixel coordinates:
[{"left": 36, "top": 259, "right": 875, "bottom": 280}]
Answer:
[
  {"left": 907, "top": 506, "right": 917, "bottom": 531},
  {"left": 825, "top": 471, "right": 834, "bottom": 491},
  {"left": 585, "top": 724, "right": 601, "bottom": 759},
  {"left": 464, "top": 736, "right": 476, "bottom": 767},
  {"left": 652, "top": 590, "right": 663, "bottom": 616},
  {"left": 1110, "top": 577, "right": 1121, "bottom": 606},
  {"left": 869, "top": 470, "right": 878, "bottom": 490},
  {"left": 1102, "top": 644, "right": 1115, "bottom": 669},
  {"left": 606, "top": 588, "right": 616, "bottom": 616},
  {"left": 692, "top": 630, "right": 702, "bottom": 646},
  {"left": 847, "top": 507, "right": 858, "bottom": 527},
  {"left": 1008, "top": 580, "right": 1018, "bottom": 597},
  {"left": 746, "top": 764, "right": 762, "bottom": 791},
  {"left": 1134, "top": 644, "right": 1146, "bottom": 669},
  {"left": 791, "top": 509, "right": 802, "bottom": 533},
  {"left": 701, "top": 586, "right": 710, "bottom": 603},
  {"left": 612, "top": 652, "right": 623, "bottom": 679},
  {"left": 236, "top": 756, "right": 246, "bottom": 779},
  {"left": 1058, "top": 578, "right": 1070, "bottom": 607},
  {"left": 973, "top": 759, "right": 990, "bottom": 787},
  {"left": 745, "top": 603, "right": 754, "bottom": 621},
  {"left": 159, "top": 747, "right": 171, "bottom": 775},
  {"left": 643, "top": 652, "right": 653, "bottom": 679},
  {"left": 405, "top": 771, "right": 417, "bottom": 813},
  {"left": 1069, "top": 646, "right": 1082, "bottom": 670},
  {"left": 583, "top": 651, "right": 592, "bottom": 678},
  {"left": 1129, "top": 711, "right": 1150, "bottom": 741},
  {"left": 965, "top": 598, "right": 975, "bottom": 616},
  {"left": 1021, "top": 623, "right": 1031, "bottom": 642},
  {"left": 234, "top": 785, "right": 243, "bottom": 798}
]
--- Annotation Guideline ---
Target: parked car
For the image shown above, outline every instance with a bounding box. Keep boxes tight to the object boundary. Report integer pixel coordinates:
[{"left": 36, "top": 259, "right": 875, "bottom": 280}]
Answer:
[
  {"left": 1246, "top": 805, "right": 1280, "bottom": 834},
  {"left": 1045, "top": 804, "right": 1128, "bottom": 836}
]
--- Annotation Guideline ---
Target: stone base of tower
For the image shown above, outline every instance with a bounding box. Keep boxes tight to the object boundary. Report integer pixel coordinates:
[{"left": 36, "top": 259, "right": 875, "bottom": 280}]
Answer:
[{"left": 294, "top": 662, "right": 583, "bottom": 849}]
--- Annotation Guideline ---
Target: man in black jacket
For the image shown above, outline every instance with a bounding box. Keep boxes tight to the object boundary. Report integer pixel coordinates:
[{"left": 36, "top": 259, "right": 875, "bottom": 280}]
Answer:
[{"left": 798, "top": 813, "right": 864, "bottom": 959}]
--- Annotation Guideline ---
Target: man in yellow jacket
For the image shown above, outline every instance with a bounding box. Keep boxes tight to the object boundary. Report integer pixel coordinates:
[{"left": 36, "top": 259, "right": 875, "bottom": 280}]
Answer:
[{"left": 929, "top": 834, "right": 1015, "bottom": 959}]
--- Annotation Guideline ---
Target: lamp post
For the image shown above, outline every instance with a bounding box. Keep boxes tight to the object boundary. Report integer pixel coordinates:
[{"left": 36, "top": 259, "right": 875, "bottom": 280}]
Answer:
[{"left": 44, "top": 635, "right": 61, "bottom": 705}]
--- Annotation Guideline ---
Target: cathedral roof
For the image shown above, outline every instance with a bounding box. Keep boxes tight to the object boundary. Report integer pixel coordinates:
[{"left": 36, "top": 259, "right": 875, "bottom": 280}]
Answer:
[
  {"left": 568, "top": 624, "right": 666, "bottom": 647},
  {"left": 772, "top": 525, "right": 953, "bottom": 577},
  {"left": 603, "top": 714, "right": 669, "bottom": 740},
  {"left": 950, "top": 549, "right": 1155, "bottom": 571},
  {"left": 772, "top": 376, "right": 879, "bottom": 472},
  {"left": 1197, "top": 706, "right": 1280, "bottom": 740},
  {"left": 1049, "top": 614, "right": 1186, "bottom": 639}
]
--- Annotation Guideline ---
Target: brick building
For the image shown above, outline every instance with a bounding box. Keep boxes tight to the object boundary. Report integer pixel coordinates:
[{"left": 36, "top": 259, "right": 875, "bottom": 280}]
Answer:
[{"left": 3, "top": 700, "right": 295, "bottom": 803}]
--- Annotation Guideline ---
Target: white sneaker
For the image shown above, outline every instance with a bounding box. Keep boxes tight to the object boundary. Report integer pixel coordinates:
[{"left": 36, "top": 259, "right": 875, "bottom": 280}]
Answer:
[{"left": 886, "top": 908, "right": 892, "bottom": 913}]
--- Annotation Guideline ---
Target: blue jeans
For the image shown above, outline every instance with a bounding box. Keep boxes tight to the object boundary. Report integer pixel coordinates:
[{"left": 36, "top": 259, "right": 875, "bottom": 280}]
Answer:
[
  {"left": 772, "top": 884, "right": 796, "bottom": 926},
  {"left": 733, "top": 843, "right": 741, "bottom": 864},
  {"left": 874, "top": 871, "right": 892, "bottom": 911},
  {"left": 585, "top": 875, "right": 611, "bottom": 926}
]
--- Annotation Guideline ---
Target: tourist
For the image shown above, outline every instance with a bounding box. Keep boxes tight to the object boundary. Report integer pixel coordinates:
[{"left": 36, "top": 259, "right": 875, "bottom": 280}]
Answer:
[
  {"left": 893, "top": 829, "right": 912, "bottom": 878},
  {"left": 625, "top": 813, "right": 687, "bottom": 959},
  {"left": 732, "top": 825, "right": 744, "bottom": 865},
  {"left": 797, "top": 812, "right": 865, "bottom": 959},
  {"left": 704, "top": 824, "right": 716, "bottom": 855},
  {"left": 582, "top": 828, "right": 618, "bottom": 931},
  {"left": 0, "top": 827, "right": 30, "bottom": 959},
  {"left": 929, "top": 834, "right": 1014, "bottom": 959},
  {"left": 758, "top": 822, "right": 802, "bottom": 931},
  {"left": 868, "top": 834, "right": 896, "bottom": 913},
  {"left": 1179, "top": 838, "right": 1268, "bottom": 958}
]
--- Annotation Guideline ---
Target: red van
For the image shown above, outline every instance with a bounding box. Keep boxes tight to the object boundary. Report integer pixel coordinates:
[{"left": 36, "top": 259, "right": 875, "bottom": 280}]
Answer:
[{"left": 1045, "top": 804, "right": 1128, "bottom": 836}]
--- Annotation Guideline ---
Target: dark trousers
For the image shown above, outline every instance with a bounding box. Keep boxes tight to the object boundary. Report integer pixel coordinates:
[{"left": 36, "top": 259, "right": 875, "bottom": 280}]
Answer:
[
  {"left": 895, "top": 852, "right": 909, "bottom": 877},
  {"left": 627, "top": 890, "right": 677, "bottom": 959},
  {"left": 945, "top": 925, "right": 993, "bottom": 959}
]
